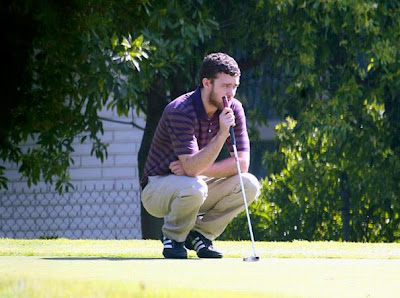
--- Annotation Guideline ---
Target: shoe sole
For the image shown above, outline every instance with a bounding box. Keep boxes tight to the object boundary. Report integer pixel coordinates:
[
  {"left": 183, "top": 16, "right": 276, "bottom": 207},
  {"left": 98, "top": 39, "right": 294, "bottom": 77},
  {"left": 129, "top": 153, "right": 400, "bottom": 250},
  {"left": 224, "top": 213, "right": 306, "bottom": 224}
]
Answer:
[{"left": 163, "top": 250, "right": 188, "bottom": 259}]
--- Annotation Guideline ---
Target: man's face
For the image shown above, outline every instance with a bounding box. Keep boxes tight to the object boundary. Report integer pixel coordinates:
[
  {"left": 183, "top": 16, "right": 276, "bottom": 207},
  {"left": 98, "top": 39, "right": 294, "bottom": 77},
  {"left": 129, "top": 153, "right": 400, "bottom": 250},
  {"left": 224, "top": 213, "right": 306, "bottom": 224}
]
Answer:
[{"left": 208, "top": 73, "right": 240, "bottom": 110}]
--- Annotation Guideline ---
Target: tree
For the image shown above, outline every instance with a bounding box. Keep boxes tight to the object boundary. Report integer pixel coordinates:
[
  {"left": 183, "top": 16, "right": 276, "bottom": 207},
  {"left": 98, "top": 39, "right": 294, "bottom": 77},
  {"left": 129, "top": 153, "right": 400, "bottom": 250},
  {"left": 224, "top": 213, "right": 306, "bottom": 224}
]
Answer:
[
  {"left": 1, "top": 0, "right": 153, "bottom": 191},
  {"left": 0, "top": 0, "right": 216, "bottom": 193},
  {"left": 4, "top": 0, "right": 399, "bottom": 242},
  {"left": 134, "top": 1, "right": 218, "bottom": 238},
  {"left": 245, "top": 0, "right": 400, "bottom": 242},
  {"left": 1, "top": 0, "right": 219, "bottom": 238}
]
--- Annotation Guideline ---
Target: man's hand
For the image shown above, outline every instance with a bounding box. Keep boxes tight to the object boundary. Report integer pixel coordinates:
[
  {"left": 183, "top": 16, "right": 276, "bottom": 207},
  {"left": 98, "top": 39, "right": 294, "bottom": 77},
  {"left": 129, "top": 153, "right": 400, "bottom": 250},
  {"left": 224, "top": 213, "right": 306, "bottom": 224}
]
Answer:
[
  {"left": 219, "top": 106, "right": 235, "bottom": 137},
  {"left": 169, "top": 160, "right": 186, "bottom": 175},
  {"left": 175, "top": 106, "right": 236, "bottom": 177}
]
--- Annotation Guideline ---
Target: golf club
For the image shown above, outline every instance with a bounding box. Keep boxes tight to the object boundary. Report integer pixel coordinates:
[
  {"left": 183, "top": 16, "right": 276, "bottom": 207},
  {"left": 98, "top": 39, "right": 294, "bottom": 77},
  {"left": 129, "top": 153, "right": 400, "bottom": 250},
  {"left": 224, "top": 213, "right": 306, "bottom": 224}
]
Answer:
[{"left": 222, "top": 96, "right": 260, "bottom": 262}]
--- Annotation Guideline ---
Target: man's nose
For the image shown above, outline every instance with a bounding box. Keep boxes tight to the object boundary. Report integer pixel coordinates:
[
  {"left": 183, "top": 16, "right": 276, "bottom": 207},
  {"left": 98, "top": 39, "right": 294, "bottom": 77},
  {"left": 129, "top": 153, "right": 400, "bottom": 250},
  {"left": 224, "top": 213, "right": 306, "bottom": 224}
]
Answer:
[{"left": 227, "top": 86, "right": 235, "bottom": 97}]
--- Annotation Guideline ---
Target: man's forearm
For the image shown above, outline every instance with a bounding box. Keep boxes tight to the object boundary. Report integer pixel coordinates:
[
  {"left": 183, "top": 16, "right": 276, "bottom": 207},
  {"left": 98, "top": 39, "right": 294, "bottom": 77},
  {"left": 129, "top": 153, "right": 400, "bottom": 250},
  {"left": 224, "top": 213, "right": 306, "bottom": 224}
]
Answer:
[
  {"left": 179, "top": 131, "right": 228, "bottom": 177},
  {"left": 201, "top": 151, "right": 250, "bottom": 177},
  {"left": 200, "top": 156, "right": 238, "bottom": 177}
]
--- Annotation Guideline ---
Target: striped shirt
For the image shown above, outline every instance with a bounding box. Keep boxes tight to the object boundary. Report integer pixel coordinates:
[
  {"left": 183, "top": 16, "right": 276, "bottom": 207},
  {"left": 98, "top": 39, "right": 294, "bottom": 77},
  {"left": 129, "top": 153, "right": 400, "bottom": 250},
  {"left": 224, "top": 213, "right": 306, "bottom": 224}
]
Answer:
[{"left": 141, "top": 86, "right": 250, "bottom": 188}]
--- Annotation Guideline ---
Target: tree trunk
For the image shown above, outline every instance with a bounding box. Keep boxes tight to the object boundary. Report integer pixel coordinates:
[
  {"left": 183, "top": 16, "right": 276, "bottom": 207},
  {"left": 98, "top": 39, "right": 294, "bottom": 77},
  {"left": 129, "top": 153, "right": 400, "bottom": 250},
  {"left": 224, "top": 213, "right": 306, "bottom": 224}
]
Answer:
[
  {"left": 138, "top": 76, "right": 168, "bottom": 239},
  {"left": 340, "top": 172, "right": 351, "bottom": 241},
  {"left": 383, "top": 86, "right": 400, "bottom": 150}
]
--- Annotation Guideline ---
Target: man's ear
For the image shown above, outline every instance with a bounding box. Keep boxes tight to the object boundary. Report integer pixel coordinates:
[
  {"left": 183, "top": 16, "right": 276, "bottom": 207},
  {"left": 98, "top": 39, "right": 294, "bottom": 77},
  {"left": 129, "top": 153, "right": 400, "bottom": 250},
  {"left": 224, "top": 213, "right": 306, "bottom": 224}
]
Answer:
[{"left": 202, "top": 77, "right": 211, "bottom": 89}]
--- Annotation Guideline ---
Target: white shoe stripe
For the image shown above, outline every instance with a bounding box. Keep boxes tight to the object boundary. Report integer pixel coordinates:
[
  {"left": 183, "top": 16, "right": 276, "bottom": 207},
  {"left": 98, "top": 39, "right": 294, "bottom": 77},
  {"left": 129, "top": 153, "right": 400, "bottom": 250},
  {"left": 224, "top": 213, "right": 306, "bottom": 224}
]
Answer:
[
  {"left": 163, "top": 238, "right": 173, "bottom": 249},
  {"left": 194, "top": 241, "right": 203, "bottom": 250},
  {"left": 194, "top": 244, "right": 205, "bottom": 252}
]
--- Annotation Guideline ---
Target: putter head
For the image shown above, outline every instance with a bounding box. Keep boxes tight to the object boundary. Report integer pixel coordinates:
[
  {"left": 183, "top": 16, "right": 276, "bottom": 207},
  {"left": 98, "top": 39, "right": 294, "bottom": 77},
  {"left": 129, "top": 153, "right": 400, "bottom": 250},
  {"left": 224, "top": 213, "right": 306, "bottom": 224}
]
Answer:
[{"left": 243, "top": 255, "right": 260, "bottom": 262}]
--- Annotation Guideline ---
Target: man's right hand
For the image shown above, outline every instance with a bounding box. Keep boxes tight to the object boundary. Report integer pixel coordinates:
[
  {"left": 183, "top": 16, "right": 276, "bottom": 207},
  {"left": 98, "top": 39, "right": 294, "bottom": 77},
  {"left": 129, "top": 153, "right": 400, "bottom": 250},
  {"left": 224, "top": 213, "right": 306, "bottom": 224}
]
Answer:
[
  {"left": 219, "top": 107, "right": 235, "bottom": 137},
  {"left": 176, "top": 107, "right": 236, "bottom": 177}
]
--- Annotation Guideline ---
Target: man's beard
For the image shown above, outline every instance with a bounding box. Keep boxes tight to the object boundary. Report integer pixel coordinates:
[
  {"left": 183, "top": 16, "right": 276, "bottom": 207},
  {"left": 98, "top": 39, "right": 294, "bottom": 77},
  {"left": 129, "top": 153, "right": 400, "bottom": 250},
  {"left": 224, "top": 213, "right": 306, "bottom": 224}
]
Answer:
[{"left": 208, "top": 85, "right": 224, "bottom": 111}]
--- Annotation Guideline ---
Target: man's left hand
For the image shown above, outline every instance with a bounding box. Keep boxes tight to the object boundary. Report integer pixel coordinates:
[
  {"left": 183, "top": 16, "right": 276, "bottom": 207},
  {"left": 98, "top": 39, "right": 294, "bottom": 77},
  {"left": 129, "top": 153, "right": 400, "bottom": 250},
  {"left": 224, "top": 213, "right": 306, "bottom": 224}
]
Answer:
[{"left": 169, "top": 160, "right": 187, "bottom": 175}]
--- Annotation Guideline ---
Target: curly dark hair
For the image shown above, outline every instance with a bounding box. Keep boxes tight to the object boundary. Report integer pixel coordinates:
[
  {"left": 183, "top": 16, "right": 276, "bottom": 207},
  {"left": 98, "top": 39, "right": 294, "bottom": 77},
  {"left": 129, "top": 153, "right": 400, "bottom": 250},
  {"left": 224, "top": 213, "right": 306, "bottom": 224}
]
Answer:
[{"left": 199, "top": 53, "right": 240, "bottom": 87}]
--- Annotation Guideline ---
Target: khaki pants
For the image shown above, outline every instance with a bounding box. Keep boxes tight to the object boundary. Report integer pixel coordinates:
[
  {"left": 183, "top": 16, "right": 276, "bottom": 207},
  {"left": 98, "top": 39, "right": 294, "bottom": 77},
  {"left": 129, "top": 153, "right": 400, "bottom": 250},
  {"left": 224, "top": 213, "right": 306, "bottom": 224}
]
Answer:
[{"left": 141, "top": 173, "right": 260, "bottom": 242}]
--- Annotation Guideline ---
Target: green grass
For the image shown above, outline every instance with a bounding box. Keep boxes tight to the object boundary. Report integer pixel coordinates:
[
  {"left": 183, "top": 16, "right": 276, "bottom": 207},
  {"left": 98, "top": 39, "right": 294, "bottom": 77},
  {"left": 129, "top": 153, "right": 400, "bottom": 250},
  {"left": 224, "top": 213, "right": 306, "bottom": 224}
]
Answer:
[
  {"left": 1, "top": 238, "right": 400, "bottom": 259},
  {"left": 1, "top": 239, "right": 400, "bottom": 297}
]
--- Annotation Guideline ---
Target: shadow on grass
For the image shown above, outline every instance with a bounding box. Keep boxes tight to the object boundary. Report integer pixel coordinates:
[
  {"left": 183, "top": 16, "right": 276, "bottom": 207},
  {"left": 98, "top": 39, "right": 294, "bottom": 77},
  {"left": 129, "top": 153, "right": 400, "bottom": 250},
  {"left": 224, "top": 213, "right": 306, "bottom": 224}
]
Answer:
[{"left": 42, "top": 257, "right": 202, "bottom": 261}]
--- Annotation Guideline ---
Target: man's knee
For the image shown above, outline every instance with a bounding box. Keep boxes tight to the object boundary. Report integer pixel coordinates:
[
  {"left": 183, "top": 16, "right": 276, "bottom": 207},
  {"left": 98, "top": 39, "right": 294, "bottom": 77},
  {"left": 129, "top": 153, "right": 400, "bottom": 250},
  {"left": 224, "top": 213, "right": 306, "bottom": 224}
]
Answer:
[
  {"left": 178, "top": 176, "right": 208, "bottom": 206},
  {"left": 241, "top": 173, "right": 260, "bottom": 203}
]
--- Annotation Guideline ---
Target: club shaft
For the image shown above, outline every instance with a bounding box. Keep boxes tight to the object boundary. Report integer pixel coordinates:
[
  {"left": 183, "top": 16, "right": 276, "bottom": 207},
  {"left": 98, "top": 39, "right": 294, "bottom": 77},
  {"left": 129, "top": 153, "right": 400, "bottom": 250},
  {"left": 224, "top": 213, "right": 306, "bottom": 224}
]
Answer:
[
  {"left": 232, "top": 143, "right": 257, "bottom": 258},
  {"left": 223, "top": 95, "right": 258, "bottom": 258}
]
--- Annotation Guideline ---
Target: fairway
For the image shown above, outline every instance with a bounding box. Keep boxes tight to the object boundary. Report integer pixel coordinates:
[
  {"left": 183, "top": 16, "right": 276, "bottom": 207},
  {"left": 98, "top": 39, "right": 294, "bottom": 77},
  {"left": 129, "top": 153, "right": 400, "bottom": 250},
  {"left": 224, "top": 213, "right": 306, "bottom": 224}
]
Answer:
[{"left": 1, "top": 239, "right": 400, "bottom": 297}]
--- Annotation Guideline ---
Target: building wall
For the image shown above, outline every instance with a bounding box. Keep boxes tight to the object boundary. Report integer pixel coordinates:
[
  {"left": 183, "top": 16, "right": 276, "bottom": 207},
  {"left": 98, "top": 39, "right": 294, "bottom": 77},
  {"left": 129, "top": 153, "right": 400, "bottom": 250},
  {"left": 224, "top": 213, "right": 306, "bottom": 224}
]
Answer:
[{"left": 0, "top": 108, "right": 145, "bottom": 239}]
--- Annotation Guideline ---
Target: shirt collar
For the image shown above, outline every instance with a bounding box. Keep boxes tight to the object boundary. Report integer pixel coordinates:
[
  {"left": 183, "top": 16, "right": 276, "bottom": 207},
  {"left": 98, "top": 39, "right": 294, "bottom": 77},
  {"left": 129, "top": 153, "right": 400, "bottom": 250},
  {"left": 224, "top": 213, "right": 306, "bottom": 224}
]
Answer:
[
  {"left": 192, "top": 86, "right": 208, "bottom": 120},
  {"left": 192, "top": 86, "right": 221, "bottom": 120}
]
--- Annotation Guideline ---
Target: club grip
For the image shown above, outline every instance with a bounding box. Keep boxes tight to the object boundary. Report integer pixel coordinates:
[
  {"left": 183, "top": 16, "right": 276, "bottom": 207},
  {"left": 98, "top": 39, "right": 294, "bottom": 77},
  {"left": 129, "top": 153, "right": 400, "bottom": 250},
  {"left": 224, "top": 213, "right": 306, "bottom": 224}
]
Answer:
[
  {"left": 222, "top": 96, "right": 236, "bottom": 145},
  {"left": 222, "top": 96, "right": 229, "bottom": 108}
]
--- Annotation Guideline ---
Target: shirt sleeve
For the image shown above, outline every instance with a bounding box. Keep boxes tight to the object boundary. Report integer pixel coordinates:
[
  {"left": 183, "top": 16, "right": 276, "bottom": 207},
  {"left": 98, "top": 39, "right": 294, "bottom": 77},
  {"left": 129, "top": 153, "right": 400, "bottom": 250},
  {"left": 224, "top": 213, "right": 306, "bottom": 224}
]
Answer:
[{"left": 165, "top": 108, "right": 199, "bottom": 156}]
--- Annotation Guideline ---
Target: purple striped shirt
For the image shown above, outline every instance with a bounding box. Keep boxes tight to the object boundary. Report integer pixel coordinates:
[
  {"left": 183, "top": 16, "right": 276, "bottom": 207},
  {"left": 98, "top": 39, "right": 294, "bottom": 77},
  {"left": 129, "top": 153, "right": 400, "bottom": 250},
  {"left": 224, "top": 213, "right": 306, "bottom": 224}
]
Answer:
[{"left": 141, "top": 86, "right": 250, "bottom": 187}]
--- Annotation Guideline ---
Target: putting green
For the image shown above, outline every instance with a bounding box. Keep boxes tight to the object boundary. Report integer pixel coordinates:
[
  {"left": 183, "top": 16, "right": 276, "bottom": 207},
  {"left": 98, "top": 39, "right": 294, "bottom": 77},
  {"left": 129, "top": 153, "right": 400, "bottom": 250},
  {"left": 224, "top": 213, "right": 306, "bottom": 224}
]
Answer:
[{"left": 2, "top": 256, "right": 400, "bottom": 297}]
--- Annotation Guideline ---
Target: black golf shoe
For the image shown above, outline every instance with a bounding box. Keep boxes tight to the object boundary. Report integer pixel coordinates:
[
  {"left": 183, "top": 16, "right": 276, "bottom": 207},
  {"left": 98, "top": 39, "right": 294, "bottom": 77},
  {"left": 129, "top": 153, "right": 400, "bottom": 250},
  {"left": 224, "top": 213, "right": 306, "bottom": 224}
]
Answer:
[
  {"left": 185, "top": 231, "right": 223, "bottom": 258},
  {"left": 162, "top": 237, "right": 187, "bottom": 259}
]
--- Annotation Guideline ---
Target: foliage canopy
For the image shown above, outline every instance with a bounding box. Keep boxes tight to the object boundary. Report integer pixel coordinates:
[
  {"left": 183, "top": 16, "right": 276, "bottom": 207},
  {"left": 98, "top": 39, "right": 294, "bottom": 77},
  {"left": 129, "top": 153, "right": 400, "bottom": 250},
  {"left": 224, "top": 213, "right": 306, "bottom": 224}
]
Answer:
[
  {"left": 222, "top": 0, "right": 400, "bottom": 242},
  {"left": 2, "top": 0, "right": 399, "bottom": 241},
  {"left": 1, "top": 0, "right": 217, "bottom": 192}
]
